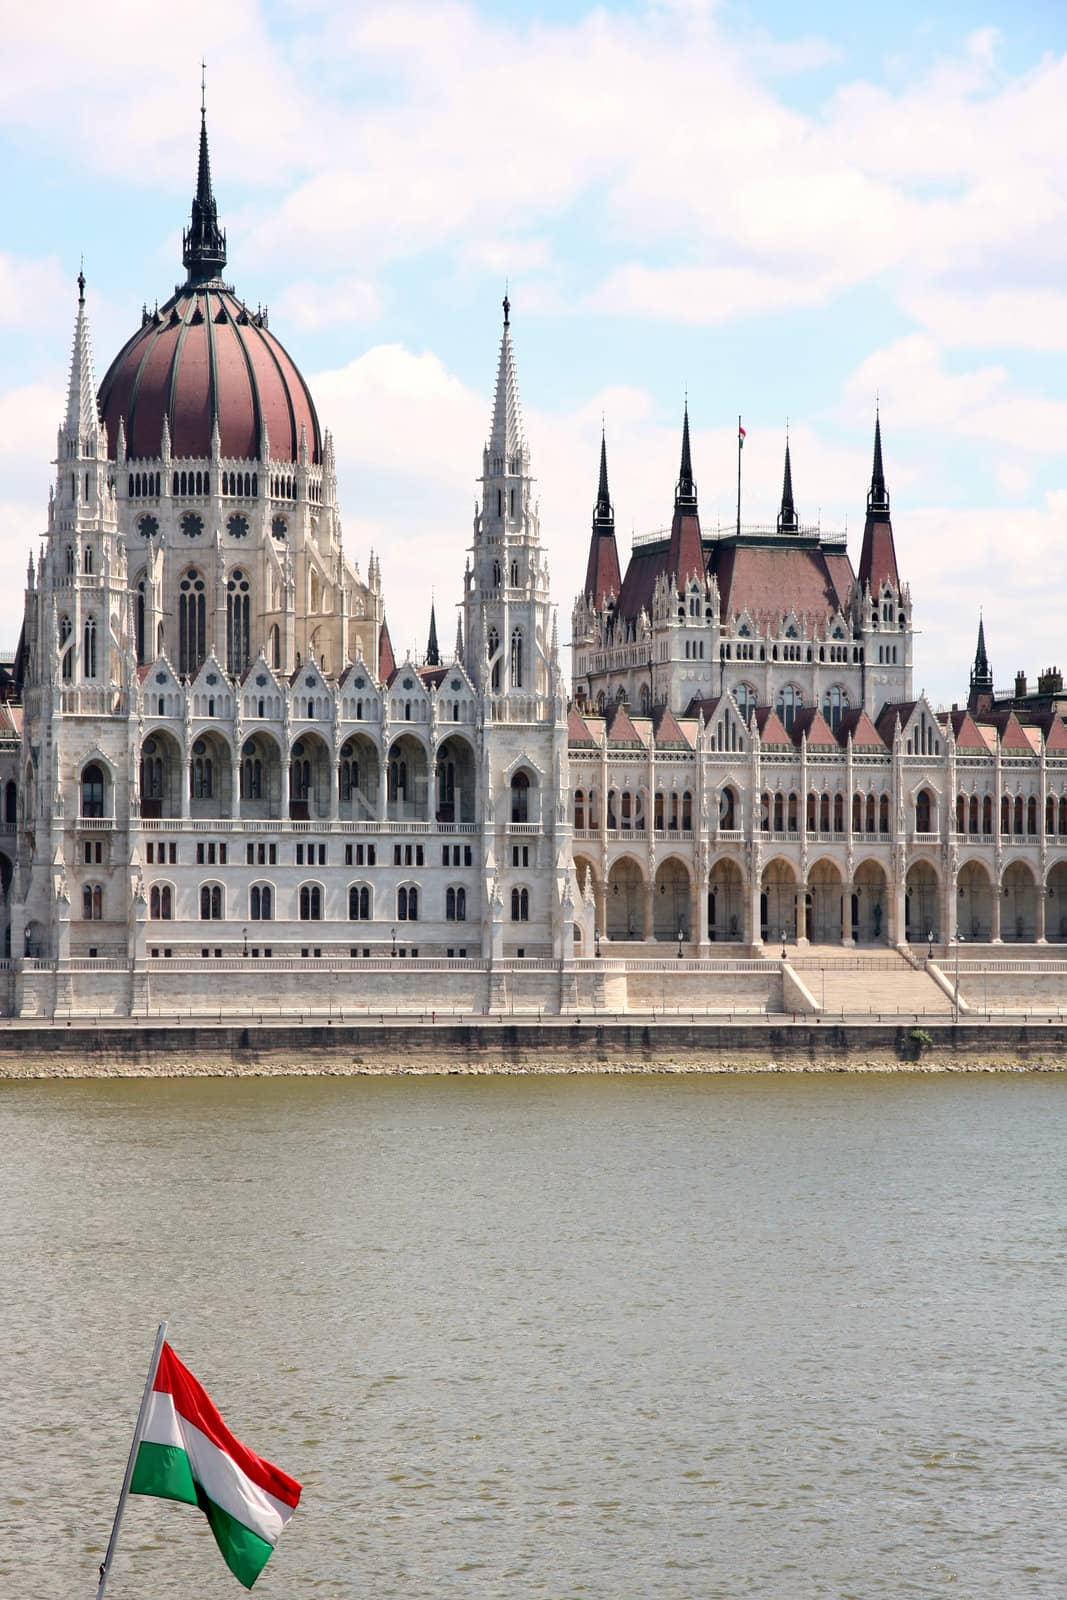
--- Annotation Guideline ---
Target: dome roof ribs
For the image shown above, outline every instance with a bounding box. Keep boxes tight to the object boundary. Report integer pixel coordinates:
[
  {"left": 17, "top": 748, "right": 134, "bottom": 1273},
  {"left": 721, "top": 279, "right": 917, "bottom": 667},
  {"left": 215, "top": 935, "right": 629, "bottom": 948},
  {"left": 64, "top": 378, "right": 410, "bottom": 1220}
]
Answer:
[
  {"left": 217, "top": 291, "right": 264, "bottom": 461},
  {"left": 164, "top": 298, "right": 193, "bottom": 449},
  {"left": 204, "top": 288, "right": 220, "bottom": 450},
  {"left": 246, "top": 315, "right": 298, "bottom": 461}
]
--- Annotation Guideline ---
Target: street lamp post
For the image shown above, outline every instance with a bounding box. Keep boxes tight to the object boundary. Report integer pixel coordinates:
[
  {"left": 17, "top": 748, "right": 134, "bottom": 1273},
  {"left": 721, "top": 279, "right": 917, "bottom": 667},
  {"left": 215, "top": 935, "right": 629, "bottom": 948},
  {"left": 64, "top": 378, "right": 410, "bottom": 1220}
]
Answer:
[
  {"left": 242, "top": 926, "right": 248, "bottom": 958},
  {"left": 391, "top": 926, "right": 397, "bottom": 958},
  {"left": 594, "top": 927, "right": 601, "bottom": 958},
  {"left": 677, "top": 924, "right": 684, "bottom": 960},
  {"left": 780, "top": 926, "right": 787, "bottom": 961},
  {"left": 927, "top": 928, "right": 933, "bottom": 963}
]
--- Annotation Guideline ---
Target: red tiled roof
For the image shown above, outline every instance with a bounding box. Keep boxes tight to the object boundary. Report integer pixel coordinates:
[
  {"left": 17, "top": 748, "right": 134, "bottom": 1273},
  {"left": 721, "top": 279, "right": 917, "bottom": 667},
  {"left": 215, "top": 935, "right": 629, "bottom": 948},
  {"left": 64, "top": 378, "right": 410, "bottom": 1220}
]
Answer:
[
  {"left": 418, "top": 665, "right": 449, "bottom": 689},
  {"left": 857, "top": 511, "right": 899, "bottom": 594},
  {"left": 946, "top": 709, "right": 988, "bottom": 750},
  {"left": 377, "top": 617, "right": 396, "bottom": 684},
  {"left": 584, "top": 528, "right": 622, "bottom": 612},
  {"left": 666, "top": 505, "right": 704, "bottom": 589},
  {"left": 753, "top": 706, "right": 792, "bottom": 746},
  {"left": 989, "top": 710, "right": 1032, "bottom": 751},
  {"left": 714, "top": 543, "right": 854, "bottom": 625},
  {"left": 616, "top": 540, "right": 669, "bottom": 622},
  {"left": 98, "top": 286, "right": 321, "bottom": 464},
  {"left": 837, "top": 708, "right": 886, "bottom": 749},
  {"left": 792, "top": 707, "right": 838, "bottom": 748},
  {"left": 683, "top": 695, "right": 722, "bottom": 723},
  {"left": 568, "top": 706, "right": 599, "bottom": 745},
  {"left": 605, "top": 704, "right": 645, "bottom": 746},
  {"left": 1036, "top": 713, "right": 1067, "bottom": 752},
  {"left": 652, "top": 705, "right": 692, "bottom": 746}
]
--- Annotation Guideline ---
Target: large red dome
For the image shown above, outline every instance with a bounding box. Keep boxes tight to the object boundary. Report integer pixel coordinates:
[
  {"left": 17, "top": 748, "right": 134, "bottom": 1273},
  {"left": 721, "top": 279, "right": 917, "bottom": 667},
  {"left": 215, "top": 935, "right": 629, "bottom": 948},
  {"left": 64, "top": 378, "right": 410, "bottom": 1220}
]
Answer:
[{"left": 98, "top": 285, "right": 322, "bottom": 466}]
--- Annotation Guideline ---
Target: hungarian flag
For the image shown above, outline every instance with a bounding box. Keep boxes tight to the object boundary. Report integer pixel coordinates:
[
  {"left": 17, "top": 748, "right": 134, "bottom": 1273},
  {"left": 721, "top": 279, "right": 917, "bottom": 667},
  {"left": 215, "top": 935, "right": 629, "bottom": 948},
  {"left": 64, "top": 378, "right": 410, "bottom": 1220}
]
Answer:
[
  {"left": 130, "top": 1342, "right": 301, "bottom": 1589},
  {"left": 738, "top": 422, "right": 746, "bottom": 448}
]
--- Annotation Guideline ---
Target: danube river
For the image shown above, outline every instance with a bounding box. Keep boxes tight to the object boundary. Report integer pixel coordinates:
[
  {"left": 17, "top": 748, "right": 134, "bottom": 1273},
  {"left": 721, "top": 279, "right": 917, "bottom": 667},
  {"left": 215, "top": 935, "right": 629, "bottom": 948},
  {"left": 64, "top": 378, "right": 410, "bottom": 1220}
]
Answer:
[{"left": 2, "top": 1073, "right": 1065, "bottom": 1599}]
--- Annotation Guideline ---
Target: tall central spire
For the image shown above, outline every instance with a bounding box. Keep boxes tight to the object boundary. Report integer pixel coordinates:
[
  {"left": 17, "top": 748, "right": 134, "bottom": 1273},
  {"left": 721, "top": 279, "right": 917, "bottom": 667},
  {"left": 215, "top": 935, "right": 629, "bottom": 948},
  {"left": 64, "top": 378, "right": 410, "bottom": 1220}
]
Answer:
[
  {"left": 183, "top": 70, "right": 227, "bottom": 285},
  {"left": 488, "top": 292, "right": 526, "bottom": 467},
  {"left": 777, "top": 437, "right": 797, "bottom": 533}
]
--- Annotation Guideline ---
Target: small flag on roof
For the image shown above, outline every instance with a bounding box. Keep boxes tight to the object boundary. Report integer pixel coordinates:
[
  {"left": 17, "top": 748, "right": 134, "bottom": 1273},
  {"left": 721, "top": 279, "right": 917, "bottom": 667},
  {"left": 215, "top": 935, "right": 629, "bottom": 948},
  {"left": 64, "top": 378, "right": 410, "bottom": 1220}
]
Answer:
[{"left": 738, "top": 422, "right": 746, "bottom": 447}]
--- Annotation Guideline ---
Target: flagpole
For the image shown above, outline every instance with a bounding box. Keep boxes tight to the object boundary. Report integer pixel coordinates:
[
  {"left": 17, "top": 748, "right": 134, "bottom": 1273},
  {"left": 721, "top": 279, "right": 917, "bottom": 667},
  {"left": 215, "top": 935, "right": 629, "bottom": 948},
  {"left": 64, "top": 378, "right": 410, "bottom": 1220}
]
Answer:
[
  {"left": 96, "top": 1320, "right": 168, "bottom": 1600},
  {"left": 736, "top": 415, "right": 742, "bottom": 538}
]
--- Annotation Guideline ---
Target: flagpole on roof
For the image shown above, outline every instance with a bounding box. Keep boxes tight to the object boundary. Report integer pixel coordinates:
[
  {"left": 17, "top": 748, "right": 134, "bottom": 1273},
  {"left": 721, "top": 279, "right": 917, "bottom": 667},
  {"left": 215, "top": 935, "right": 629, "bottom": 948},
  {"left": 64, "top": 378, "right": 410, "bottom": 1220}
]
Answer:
[{"left": 95, "top": 1320, "right": 168, "bottom": 1600}]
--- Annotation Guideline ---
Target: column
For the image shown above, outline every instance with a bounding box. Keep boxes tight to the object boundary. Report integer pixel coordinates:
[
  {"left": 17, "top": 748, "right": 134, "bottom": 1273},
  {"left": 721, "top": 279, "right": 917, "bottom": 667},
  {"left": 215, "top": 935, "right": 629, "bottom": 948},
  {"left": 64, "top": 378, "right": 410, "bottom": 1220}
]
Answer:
[
  {"left": 1035, "top": 881, "right": 1047, "bottom": 944},
  {"left": 841, "top": 888, "right": 852, "bottom": 946},
  {"left": 796, "top": 884, "right": 807, "bottom": 945},
  {"left": 749, "top": 871, "right": 762, "bottom": 948},
  {"left": 643, "top": 880, "right": 654, "bottom": 941},
  {"left": 991, "top": 881, "right": 1002, "bottom": 943}
]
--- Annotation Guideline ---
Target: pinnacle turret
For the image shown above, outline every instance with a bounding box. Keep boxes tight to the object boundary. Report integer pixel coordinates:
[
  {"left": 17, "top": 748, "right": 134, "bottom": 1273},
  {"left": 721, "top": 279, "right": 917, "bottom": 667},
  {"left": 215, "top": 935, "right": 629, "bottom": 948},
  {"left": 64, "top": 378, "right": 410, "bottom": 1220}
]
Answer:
[
  {"left": 64, "top": 270, "right": 100, "bottom": 447},
  {"left": 595, "top": 428, "right": 612, "bottom": 524},
  {"left": 777, "top": 438, "right": 798, "bottom": 533},
  {"left": 183, "top": 78, "right": 227, "bottom": 285},
  {"left": 488, "top": 292, "right": 526, "bottom": 468},
  {"left": 858, "top": 409, "right": 899, "bottom": 594}
]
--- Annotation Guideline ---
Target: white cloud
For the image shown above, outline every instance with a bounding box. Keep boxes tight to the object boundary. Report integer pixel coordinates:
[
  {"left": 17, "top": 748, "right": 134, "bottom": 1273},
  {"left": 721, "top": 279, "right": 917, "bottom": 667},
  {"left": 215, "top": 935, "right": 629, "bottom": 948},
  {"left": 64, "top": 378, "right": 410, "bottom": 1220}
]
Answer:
[
  {"left": 274, "top": 276, "right": 383, "bottom": 331},
  {"left": 902, "top": 287, "right": 1067, "bottom": 352}
]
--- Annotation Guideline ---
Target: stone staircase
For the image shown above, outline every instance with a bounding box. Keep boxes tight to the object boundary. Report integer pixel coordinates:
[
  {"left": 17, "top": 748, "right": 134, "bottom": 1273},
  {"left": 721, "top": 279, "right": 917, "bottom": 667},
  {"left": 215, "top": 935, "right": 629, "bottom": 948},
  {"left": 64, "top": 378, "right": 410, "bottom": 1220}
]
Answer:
[{"left": 788, "top": 948, "right": 952, "bottom": 1016}]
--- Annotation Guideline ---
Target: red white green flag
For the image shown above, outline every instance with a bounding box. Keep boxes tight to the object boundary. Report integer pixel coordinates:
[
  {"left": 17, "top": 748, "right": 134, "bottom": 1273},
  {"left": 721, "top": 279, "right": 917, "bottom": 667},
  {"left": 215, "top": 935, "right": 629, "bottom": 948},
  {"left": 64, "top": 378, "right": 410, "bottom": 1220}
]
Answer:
[
  {"left": 130, "top": 1342, "right": 302, "bottom": 1589},
  {"left": 738, "top": 422, "right": 746, "bottom": 448}
]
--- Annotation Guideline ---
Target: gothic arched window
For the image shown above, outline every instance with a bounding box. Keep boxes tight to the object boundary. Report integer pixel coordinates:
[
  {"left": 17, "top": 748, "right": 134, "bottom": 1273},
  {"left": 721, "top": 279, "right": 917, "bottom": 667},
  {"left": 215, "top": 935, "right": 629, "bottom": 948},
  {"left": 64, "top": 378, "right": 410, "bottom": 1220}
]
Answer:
[
  {"left": 135, "top": 577, "right": 146, "bottom": 665},
  {"left": 509, "top": 626, "right": 524, "bottom": 688},
  {"left": 487, "top": 626, "right": 500, "bottom": 691},
  {"left": 59, "top": 614, "right": 73, "bottom": 682},
  {"left": 179, "top": 569, "right": 206, "bottom": 676},
  {"left": 83, "top": 614, "right": 97, "bottom": 679},
  {"left": 510, "top": 770, "right": 531, "bottom": 823},
  {"left": 227, "top": 568, "right": 251, "bottom": 676}
]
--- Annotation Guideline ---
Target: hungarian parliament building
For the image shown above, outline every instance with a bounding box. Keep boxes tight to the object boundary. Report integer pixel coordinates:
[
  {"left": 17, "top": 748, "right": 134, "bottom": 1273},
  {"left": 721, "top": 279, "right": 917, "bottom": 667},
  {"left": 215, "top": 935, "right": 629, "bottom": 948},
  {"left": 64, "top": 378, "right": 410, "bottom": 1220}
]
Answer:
[{"left": 2, "top": 109, "right": 1065, "bottom": 1019}]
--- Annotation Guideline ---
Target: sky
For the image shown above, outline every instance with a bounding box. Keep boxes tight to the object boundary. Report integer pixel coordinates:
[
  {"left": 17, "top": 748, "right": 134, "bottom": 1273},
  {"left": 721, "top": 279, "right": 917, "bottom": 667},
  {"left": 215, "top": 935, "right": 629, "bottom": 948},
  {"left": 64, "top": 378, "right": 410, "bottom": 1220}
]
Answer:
[{"left": 3, "top": 0, "right": 1067, "bottom": 706}]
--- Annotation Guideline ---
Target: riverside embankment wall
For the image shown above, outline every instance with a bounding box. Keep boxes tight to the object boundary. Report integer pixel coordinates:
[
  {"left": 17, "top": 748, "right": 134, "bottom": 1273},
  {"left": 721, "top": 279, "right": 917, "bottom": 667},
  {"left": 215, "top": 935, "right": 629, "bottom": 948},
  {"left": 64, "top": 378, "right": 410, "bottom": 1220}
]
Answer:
[{"left": 1, "top": 1020, "right": 1066, "bottom": 1076}]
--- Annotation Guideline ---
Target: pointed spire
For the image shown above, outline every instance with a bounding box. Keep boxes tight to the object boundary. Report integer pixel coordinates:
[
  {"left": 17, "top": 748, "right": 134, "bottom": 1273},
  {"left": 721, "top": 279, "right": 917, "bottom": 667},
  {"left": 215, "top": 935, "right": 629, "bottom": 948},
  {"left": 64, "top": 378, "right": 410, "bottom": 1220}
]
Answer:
[
  {"left": 868, "top": 408, "right": 889, "bottom": 515},
  {"left": 455, "top": 612, "right": 464, "bottom": 665},
  {"left": 594, "top": 428, "right": 612, "bottom": 525},
  {"left": 488, "top": 293, "right": 526, "bottom": 467},
  {"left": 182, "top": 69, "right": 227, "bottom": 284},
  {"left": 675, "top": 402, "right": 697, "bottom": 508},
  {"left": 858, "top": 408, "right": 899, "bottom": 593},
  {"left": 426, "top": 598, "right": 440, "bottom": 666},
  {"left": 584, "top": 428, "right": 621, "bottom": 609},
  {"left": 64, "top": 270, "right": 100, "bottom": 446},
  {"left": 777, "top": 437, "right": 798, "bottom": 533}
]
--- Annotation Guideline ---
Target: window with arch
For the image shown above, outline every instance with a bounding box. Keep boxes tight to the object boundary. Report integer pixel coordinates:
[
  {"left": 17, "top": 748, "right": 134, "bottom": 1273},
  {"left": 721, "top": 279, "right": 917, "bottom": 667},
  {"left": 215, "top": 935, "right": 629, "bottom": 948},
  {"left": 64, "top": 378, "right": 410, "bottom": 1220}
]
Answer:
[
  {"left": 510, "top": 560, "right": 519, "bottom": 587},
  {"left": 241, "top": 739, "right": 263, "bottom": 801},
  {"left": 190, "top": 739, "right": 214, "bottom": 801},
  {"left": 65, "top": 545, "right": 76, "bottom": 576},
  {"left": 488, "top": 626, "right": 501, "bottom": 691},
  {"left": 511, "top": 886, "right": 530, "bottom": 921},
  {"left": 573, "top": 788, "right": 585, "bottom": 829},
  {"left": 3, "top": 779, "right": 16, "bottom": 827},
  {"left": 397, "top": 884, "right": 418, "bottom": 921},
  {"left": 821, "top": 685, "right": 850, "bottom": 732},
  {"left": 348, "top": 884, "right": 371, "bottom": 920},
  {"left": 199, "top": 884, "right": 223, "bottom": 920},
  {"left": 83, "top": 544, "right": 94, "bottom": 576},
  {"left": 140, "top": 738, "right": 164, "bottom": 803},
  {"left": 734, "top": 683, "right": 757, "bottom": 720},
  {"left": 511, "top": 770, "right": 531, "bottom": 823},
  {"left": 915, "top": 789, "right": 932, "bottom": 832},
  {"left": 83, "top": 614, "right": 97, "bottom": 679},
  {"left": 227, "top": 568, "right": 251, "bottom": 675},
  {"left": 59, "top": 614, "right": 73, "bottom": 682},
  {"left": 82, "top": 884, "right": 103, "bottom": 920},
  {"left": 492, "top": 560, "right": 502, "bottom": 587},
  {"left": 81, "top": 763, "right": 105, "bottom": 818},
  {"left": 387, "top": 748, "right": 407, "bottom": 804},
  {"left": 269, "top": 624, "right": 281, "bottom": 670},
  {"left": 135, "top": 576, "right": 147, "bottom": 665},
  {"left": 299, "top": 884, "right": 322, "bottom": 921},
  {"left": 446, "top": 886, "right": 467, "bottom": 922},
  {"left": 290, "top": 744, "right": 311, "bottom": 803},
  {"left": 250, "top": 884, "right": 273, "bottom": 921},
  {"left": 509, "top": 626, "right": 524, "bottom": 688},
  {"left": 149, "top": 884, "right": 173, "bottom": 920},
  {"left": 775, "top": 683, "right": 802, "bottom": 731},
  {"left": 179, "top": 569, "right": 206, "bottom": 676}
]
